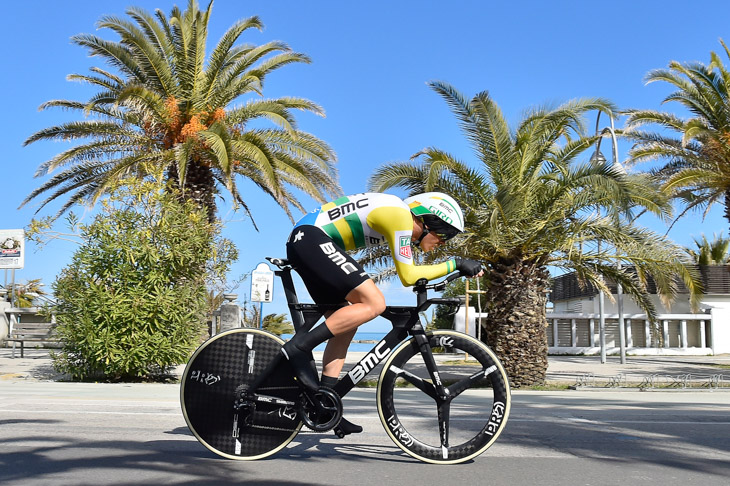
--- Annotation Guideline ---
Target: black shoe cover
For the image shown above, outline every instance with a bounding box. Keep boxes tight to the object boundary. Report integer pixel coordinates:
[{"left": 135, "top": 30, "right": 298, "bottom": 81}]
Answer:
[
  {"left": 333, "top": 416, "right": 363, "bottom": 438},
  {"left": 282, "top": 341, "right": 319, "bottom": 391}
]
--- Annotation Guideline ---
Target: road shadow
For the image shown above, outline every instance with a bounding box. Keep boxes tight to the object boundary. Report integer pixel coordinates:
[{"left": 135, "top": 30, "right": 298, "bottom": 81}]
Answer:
[{"left": 504, "top": 394, "right": 730, "bottom": 479}]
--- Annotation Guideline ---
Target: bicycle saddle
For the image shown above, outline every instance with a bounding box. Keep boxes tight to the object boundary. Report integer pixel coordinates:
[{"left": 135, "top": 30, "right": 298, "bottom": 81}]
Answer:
[{"left": 266, "top": 257, "right": 290, "bottom": 268}]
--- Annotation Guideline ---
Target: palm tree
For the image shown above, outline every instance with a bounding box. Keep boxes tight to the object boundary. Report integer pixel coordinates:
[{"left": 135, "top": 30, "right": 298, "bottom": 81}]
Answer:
[
  {"left": 261, "top": 313, "right": 294, "bottom": 336},
  {"left": 22, "top": 0, "right": 340, "bottom": 223},
  {"left": 12, "top": 279, "right": 49, "bottom": 308},
  {"left": 685, "top": 233, "right": 730, "bottom": 265},
  {"left": 369, "top": 81, "right": 699, "bottom": 386},
  {"left": 624, "top": 39, "right": 730, "bottom": 231}
]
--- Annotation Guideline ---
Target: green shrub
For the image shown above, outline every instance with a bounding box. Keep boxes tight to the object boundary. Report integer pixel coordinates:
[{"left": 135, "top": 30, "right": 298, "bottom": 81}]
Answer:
[{"left": 50, "top": 184, "right": 235, "bottom": 381}]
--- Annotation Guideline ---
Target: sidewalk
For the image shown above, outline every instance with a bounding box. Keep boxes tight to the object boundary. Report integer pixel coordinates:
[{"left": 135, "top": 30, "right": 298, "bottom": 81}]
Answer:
[{"left": 2, "top": 346, "right": 728, "bottom": 387}]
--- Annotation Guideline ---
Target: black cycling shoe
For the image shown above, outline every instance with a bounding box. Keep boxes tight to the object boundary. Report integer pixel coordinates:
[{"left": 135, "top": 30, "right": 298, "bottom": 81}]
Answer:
[
  {"left": 319, "top": 375, "right": 362, "bottom": 437},
  {"left": 334, "top": 417, "right": 363, "bottom": 438},
  {"left": 281, "top": 341, "right": 320, "bottom": 391}
]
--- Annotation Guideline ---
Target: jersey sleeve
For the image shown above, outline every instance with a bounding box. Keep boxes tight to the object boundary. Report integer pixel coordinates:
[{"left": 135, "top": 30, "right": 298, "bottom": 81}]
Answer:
[{"left": 367, "top": 205, "right": 457, "bottom": 287}]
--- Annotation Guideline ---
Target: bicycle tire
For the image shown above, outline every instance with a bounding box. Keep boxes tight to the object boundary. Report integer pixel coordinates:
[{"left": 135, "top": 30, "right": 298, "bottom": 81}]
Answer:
[
  {"left": 181, "top": 328, "right": 302, "bottom": 460},
  {"left": 377, "top": 330, "right": 510, "bottom": 464}
]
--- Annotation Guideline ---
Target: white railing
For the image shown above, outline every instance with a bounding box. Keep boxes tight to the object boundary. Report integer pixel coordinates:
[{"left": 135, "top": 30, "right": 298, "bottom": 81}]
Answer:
[{"left": 546, "top": 312, "right": 713, "bottom": 355}]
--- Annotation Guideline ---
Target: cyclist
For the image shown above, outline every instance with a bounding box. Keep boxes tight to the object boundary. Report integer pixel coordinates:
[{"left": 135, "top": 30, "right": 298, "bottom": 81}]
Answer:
[{"left": 283, "top": 192, "right": 484, "bottom": 435}]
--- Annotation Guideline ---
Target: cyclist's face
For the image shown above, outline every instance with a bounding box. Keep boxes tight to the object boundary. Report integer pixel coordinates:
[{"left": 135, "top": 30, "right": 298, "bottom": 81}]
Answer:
[{"left": 420, "top": 231, "right": 445, "bottom": 252}]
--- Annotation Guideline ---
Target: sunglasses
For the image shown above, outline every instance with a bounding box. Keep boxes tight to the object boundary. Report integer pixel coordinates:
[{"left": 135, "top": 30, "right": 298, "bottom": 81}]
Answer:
[{"left": 424, "top": 218, "right": 459, "bottom": 241}]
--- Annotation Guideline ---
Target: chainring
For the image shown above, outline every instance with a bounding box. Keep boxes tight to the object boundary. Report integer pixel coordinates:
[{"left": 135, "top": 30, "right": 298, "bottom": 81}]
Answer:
[{"left": 299, "top": 386, "right": 343, "bottom": 432}]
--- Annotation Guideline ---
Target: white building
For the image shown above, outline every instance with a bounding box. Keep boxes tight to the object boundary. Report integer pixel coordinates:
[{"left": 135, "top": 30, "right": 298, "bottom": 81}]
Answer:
[{"left": 549, "top": 266, "right": 730, "bottom": 355}]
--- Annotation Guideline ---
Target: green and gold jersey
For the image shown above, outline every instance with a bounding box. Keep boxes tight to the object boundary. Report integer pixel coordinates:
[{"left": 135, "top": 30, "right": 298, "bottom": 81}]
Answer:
[{"left": 294, "top": 193, "right": 456, "bottom": 286}]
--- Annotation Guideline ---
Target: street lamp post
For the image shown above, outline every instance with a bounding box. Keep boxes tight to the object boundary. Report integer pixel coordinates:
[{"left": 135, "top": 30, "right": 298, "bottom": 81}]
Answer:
[
  {"left": 596, "top": 240, "right": 607, "bottom": 364},
  {"left": 590, "top": 111, "right": 627, "bottom": 365}
]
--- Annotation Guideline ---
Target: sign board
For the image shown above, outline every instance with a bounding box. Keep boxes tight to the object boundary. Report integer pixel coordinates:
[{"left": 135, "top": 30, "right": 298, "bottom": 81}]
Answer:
[
  {"left": 0, "top": 229, "right": 25, "bottom": 270},
  {"left": 251, "top": 262, "right": 274, "bottom": 303}
]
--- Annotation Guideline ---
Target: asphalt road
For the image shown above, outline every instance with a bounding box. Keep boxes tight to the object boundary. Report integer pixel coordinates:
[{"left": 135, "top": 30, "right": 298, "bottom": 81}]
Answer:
[{"left": 1, "top": 381, "right": 728, "bottom": 486}]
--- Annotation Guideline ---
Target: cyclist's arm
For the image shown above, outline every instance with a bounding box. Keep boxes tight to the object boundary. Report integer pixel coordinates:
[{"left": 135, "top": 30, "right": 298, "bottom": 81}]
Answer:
[{"left": 368, "top": 206, "right": 457, "bottom": 287}]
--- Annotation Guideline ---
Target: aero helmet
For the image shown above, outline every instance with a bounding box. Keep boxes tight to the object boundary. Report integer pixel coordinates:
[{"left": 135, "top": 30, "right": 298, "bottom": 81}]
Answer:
[{"left": 403, "top": 192, "right": 464, "bottom": 243}]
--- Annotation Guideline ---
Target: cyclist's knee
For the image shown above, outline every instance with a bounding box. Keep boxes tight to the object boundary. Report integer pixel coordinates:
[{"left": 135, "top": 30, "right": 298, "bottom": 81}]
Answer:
[
  {"left": 362, "top": 291, "right": 386, "bottom": 320},
  {"left": 370, "top": 295, "right": 386, "bottom": 317},
  {"left": 346, "top": 280, "right": 386, "bottom": 319}
]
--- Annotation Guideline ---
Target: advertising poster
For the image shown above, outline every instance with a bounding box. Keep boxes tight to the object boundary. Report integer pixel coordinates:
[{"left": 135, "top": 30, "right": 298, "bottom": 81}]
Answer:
[
  {"left": 251, "top": 262, "right": 274, "bottom": 303},
  {"left": 0, "top": 229, "right": 24, "bottom": 270}
]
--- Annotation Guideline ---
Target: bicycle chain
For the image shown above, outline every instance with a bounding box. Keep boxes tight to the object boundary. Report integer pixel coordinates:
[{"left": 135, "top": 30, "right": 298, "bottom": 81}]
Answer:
[
  {"left": 248, "top": 423, "right": 300, "bottom": 433},
  {"left": 247, "top": 422, "right": 339, "bottom": 434},
  {"left": 237, "top": 385, "right": 341, "bottom": 434},
  {"left": 257, "top": 386, "right": 299, "bottom": 391}
]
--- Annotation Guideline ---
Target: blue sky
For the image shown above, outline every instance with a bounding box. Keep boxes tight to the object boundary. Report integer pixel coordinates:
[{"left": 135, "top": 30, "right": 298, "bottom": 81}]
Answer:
[{"left": 4, "top": 1, "right": 730, "bottom": 330}]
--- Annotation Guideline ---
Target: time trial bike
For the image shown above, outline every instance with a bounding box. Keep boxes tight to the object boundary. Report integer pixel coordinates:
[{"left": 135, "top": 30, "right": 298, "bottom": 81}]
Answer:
[{"left": 180, "top": 257, "right": 510, "bottom": 464}]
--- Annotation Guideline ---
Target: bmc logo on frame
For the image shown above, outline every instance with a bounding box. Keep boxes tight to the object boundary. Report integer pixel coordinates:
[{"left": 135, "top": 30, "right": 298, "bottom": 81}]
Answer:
[{"left": 347, "top": 340, "right": 391, "bottom": 383}]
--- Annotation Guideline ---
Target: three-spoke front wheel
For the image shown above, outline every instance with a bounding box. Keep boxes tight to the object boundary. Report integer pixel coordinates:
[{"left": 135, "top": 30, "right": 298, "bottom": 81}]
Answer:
[{"left": 376, "top": 330, "right": 511, "bottom": 464}]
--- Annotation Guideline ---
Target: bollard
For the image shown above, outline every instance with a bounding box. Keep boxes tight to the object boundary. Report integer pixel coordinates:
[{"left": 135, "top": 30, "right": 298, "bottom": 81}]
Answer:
[{"left": 219, "top": 294, "right": 241, "bottom": 332}]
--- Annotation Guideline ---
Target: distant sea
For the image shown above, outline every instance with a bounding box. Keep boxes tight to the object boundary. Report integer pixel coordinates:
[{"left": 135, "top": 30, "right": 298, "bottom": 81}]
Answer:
[{"left": 280, "top": 331, "right": 388, "bottom": 352}]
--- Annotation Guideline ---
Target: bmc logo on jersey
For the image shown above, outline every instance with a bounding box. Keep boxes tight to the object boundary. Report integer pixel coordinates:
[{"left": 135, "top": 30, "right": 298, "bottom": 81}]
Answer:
[
  {"left": 320, "top": 242, "right": 358, "bottom": 274},
  {"left": 327, "top": 198, "right": 369, "bottom": 221},
  {"left": 399, "top": 236, "right": 412, "bottom": 259}
]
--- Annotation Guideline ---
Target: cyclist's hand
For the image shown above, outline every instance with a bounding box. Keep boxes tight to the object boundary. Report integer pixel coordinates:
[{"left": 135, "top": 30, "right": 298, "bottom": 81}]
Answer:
[{"left": 454, "top": 257, "right": 483, "bottom": 277}]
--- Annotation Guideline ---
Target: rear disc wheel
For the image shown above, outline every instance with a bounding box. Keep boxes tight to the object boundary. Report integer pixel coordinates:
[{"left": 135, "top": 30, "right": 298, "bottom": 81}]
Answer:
[{"left": 181, "top": 329, "right": 303, "bottom": 460}]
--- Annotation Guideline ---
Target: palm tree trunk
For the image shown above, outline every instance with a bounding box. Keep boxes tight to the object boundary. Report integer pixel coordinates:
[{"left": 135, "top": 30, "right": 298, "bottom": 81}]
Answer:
[
  {"left": 484, "top": 259, "right": 550, "bottom": 387},
  {"left": 166, "top": 162, "right": 217, "bottom": 223}
]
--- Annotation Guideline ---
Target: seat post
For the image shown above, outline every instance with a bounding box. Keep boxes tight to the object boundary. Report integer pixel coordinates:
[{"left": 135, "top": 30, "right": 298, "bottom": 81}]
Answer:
[
  {"left": 275, "top": 268, "right": 306, "bottom": 333},
  {"left": 267, "top": 257, "right": 326, "bottom": 334}
]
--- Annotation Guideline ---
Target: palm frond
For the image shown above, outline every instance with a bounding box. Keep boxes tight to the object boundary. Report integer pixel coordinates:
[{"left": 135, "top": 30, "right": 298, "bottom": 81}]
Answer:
[{"left": 25, "top": 1, "right": 340, "bottom": 224}]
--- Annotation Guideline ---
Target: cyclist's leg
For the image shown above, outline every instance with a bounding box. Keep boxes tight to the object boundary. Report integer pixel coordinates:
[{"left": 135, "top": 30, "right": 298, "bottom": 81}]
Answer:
[
  {"left": 281, "top": 324, "right": 332, "bottom": 390},
  {"left": 284, "top": 280, "right": 385, "bottom": 389},
  {"left": 320, "top": 282, "right": 384, "bottom": 436},
  {"left": 284, "top": 227, "right": 379, "bottom": 389},
  {"left": 321, "top": 328, "right": 356, "bottom": 378},
  {"left": 321, "top": 374, "right": 362, "bottom": 436},
  {"left": 321, "top": 280, "right": 386, "bottom": 377}
]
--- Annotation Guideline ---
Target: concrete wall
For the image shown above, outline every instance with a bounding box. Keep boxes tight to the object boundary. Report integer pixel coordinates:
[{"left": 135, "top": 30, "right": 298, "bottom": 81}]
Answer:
[
  {"left": 0, "top": 301, "right": 10, "bottom": 343},
  {"left": 699, "top": 298, "right": 730, "bottom": 354}
]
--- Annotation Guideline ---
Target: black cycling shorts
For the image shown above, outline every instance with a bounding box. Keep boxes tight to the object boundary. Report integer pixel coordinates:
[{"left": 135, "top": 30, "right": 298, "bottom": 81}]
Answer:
[{"left": 286, "top": 225, "right": 370, "bottom": 305}]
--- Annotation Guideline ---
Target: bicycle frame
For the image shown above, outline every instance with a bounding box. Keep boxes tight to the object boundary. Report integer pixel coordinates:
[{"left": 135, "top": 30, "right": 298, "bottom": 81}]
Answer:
[
  {"left": 266, "top": 257, "right": 461, "bottom": 401},
  {"left": 182, "top": 258, "right": 509, "bottom": 464}
]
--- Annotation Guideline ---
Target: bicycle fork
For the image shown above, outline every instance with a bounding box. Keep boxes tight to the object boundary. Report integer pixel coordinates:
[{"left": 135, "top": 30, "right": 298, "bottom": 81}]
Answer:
[
  {"left": 412, "top": 329, "right": 450, "bottom": 399},
  {"left": 412, "top": 329, "right": 455, "bottom": 455}
]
